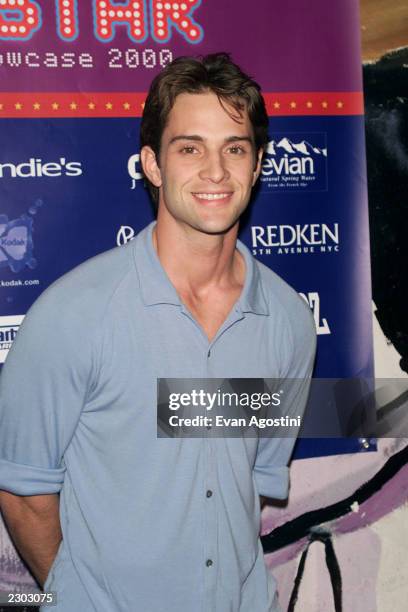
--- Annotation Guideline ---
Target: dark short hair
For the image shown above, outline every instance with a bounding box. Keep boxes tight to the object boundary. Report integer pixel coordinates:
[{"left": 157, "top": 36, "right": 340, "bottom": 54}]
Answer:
[{"left": 140, "top": 52, "right": 269, "bottom": 205}]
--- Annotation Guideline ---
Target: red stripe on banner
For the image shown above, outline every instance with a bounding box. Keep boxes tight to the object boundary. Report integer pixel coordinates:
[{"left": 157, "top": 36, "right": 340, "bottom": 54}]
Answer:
[
  {"left": 0, "top": 92, "right": 363, "bottom": 118},
  {"left": 0, "top": 93, "right": 147, "bottom": 118},
  {"left": 263, "top": 92, "right": 364, "bottom": 116}
]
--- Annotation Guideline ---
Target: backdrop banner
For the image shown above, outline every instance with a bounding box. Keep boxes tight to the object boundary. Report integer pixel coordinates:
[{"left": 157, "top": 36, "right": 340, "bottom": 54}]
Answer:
[{"left": 0, "top": 0, "right": 373, "bottom": 460}]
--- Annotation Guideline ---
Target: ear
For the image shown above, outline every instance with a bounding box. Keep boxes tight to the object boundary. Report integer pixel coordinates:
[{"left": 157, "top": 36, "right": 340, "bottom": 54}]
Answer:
[
  {"left": 140, "top": 146, "right": 162, "bottom": 188},
  {"left": 252, "top": 148, "right": 264, "bottom": 186}
]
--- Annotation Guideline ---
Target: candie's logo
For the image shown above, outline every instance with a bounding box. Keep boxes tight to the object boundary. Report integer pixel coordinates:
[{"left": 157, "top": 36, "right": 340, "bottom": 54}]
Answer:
[
  {"left": 0, "top": 315, "right": 24, "bottom": 364},
  {"left": 251, "top": 223, "right": 340, "bottom": 256},
  {"left": 261, "top": 134, "right": 328, "bottom": 192},
  {"left": 0, "top": 158, "right": 82, "bottom": 179}
]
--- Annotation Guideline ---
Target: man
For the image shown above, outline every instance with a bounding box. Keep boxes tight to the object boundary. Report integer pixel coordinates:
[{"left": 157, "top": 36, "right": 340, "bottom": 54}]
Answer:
[{"left": 0, "top": 53, "right": 316, "bottom": 611}]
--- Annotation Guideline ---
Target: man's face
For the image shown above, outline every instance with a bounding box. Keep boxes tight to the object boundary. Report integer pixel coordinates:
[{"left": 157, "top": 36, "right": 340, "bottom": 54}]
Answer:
[{"left": 143, "top": 91, "right": 263, "bottom": 235}]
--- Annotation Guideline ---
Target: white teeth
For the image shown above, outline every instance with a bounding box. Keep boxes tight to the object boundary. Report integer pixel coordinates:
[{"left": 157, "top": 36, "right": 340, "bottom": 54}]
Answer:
[{"left": 194, "top": 193, "right": 230, "bottom": 200}]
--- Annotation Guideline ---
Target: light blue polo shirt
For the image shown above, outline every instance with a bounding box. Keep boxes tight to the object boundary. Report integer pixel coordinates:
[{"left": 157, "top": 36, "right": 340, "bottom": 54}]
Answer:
[{"left": 0, "top": 221, "right": 316, "bottom": 612}]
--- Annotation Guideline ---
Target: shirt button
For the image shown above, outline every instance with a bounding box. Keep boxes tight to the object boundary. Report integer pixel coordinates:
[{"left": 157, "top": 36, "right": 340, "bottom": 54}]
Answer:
[
  {"left": 207, "top": 349, "right": 211, "bottom": 358},
  {"left": 206, "top": 559, "right": 213, "bottom": 567},
  {"left": 206, "top": 490, "right": 213, "bottom": 498}
]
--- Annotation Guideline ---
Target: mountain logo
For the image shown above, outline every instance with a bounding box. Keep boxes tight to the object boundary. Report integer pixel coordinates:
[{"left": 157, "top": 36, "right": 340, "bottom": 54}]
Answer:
[{"left": 260, "top": 133, "right": 328, "bottom": 192}]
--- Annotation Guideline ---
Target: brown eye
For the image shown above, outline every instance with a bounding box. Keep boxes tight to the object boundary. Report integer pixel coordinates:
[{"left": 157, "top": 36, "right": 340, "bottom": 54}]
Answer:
[
  {"left": 228, "top": 146, "right": 245, "bottom": 155},
  {"left": 181, "top": 146, "right": 197, "bottom": 154}
]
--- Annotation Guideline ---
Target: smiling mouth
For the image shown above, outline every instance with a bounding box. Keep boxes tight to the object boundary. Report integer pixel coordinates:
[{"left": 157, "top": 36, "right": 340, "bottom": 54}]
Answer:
[{"left": 192, "top": 192, "right": 232, "bottom": 201}]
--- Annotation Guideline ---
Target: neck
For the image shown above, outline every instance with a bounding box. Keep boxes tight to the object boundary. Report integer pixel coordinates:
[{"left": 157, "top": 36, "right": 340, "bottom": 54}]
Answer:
[{"left": 153, "top": 213, "right": 244, "bottom": 298}]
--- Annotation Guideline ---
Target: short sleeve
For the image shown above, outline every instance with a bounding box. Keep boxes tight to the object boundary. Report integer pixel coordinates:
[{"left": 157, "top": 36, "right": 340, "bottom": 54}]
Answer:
[
  {"left": 0, "top": 285, "right": 95, "bottom": 496},
  {"left": 253, "top": 298, "right": 316, "bottom": 499}
]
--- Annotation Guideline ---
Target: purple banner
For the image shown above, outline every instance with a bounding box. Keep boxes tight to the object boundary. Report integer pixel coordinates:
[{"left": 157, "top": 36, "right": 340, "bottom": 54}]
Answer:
[{"left": 0, "top": 0, "right": 362, "bottom": 92}]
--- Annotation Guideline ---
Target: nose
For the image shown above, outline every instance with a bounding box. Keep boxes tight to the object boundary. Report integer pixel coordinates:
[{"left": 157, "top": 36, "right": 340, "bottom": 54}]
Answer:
[{"left": 199, "top": 151, "right": 229, "bottom": 183}]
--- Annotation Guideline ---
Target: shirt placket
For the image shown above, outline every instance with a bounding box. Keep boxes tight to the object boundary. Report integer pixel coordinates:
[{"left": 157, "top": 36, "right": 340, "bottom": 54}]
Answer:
[
  {"left": 203, "top": 342, "right": 217, "bottom": 611},
  {"left": 197, "top": 310, "right": 244, "bottom": 612},
  {"left": 181, "top": 305, "right": 246, "bottom": 612}
]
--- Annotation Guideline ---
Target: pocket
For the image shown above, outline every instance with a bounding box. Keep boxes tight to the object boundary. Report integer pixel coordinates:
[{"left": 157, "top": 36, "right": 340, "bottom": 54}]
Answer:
[{"left": 239, "top": 543, "right": 280, "bottom": 612}]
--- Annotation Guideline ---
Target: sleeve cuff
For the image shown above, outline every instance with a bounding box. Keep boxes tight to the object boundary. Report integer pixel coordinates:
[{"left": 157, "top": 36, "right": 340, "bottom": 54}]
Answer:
[
  {"left": 0, "top": 458, "right": 66, "bottom": 495},
  {"left": 254, "top": 465, "right": 289, "bottom": 499}
]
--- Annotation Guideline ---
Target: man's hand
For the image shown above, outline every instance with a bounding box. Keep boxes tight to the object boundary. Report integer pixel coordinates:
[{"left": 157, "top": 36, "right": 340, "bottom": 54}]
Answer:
[{"left": 0, "top": 491, "right": 62, "bottom": 587}]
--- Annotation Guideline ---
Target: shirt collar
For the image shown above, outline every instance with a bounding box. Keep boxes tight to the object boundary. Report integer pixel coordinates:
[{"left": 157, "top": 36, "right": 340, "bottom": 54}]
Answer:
[
  {"left": 236, "top": 238, "right": 269, "bottom": 315},
  {"left": 133, "top": 221, "right": 269, "bottom": 316}
]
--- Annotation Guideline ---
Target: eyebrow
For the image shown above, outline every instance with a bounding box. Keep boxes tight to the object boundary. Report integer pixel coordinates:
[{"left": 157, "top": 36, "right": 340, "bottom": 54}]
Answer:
[{"left": 168, "top": 135, "right": 254, "bottom": 145}]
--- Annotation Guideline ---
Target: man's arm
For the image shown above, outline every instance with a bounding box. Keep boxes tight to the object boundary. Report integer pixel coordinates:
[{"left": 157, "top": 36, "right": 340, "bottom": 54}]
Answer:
[
  {"left": 0, "top": 280, "right": 95, "bottom": 585},
  {"left": 0, "top": 491, "right": 62, "bottom": 587},
  {"left": 253, "top": 296, "right": 316, "bottom": 501}
]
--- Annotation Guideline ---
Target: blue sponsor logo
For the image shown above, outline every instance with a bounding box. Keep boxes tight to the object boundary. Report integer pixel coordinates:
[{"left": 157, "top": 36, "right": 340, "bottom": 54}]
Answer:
[
  {"left": 0, "top": 213, "right": 37, "bottom": 273},
  {"left": 0, "top": 315, "right": 24, "bottom": 363},
  {"left": 0, "top": 324, "right": 19, "bottom": 349},
  {"left": 260, "top": 133, "right": 328, "bottom": 193},
  {"left": 0, "top": 199, "right": 42, "bottom": 273}
]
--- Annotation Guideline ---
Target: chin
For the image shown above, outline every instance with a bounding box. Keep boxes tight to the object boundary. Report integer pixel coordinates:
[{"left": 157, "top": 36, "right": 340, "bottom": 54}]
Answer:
[
  {"left": 194, "top": 219, "right": 239, "bottom": 235},
  {"left": 192, "top": 207, "right": 243, "bottom": 235}
]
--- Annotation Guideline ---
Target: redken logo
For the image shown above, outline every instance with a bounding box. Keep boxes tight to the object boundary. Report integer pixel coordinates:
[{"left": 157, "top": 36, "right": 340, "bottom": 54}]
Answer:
[{"left": 251, "top": 223, "right": 339, "bottom": 256}]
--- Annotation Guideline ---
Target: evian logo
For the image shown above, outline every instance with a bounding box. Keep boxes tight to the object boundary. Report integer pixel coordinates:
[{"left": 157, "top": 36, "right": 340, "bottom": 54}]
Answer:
[
  {"left": 0, "top": 315, "right": 24, "bottom": 364},
  {"left": 251, "top": 223, "right": 339, "bottom": 256},
  {"left": 0, "top": 158, "right": 82, "bottom": 179},
  {"left": 261, "top": 133, "right": 328, "bottom": 192}
]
